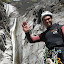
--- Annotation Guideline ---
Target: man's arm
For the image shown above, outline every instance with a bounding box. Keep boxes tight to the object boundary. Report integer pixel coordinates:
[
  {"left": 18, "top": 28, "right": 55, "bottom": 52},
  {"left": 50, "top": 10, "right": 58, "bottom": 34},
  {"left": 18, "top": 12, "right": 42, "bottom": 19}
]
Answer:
[
  {"left": 22, "top": 21, "right": 45, "bottom": 43},
  {"left": 61, "top": 26, "right": 64, "bottom": 36},
  {"left": 25, "top": 32, "right": 41, "bottom": 43}
]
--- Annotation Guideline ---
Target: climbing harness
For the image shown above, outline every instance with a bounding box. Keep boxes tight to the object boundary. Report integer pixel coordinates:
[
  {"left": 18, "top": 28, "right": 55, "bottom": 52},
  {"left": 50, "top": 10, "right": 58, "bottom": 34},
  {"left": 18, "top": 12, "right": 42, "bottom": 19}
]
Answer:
[{"left": 44, "top": 47, "right": 63, "bottom": 64}]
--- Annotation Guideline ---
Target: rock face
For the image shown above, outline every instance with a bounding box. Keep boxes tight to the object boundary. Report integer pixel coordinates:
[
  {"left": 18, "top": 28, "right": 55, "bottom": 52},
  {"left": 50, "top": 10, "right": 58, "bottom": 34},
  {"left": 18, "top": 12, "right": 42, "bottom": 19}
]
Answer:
[
  {"left": 0, "top": 3, "right": 12, "bottom": 64},
  {"left": 14, "top": 0, "right": 64, "bottom": 64},
  {"left": 1, "top": 0, "right": 64, "bottom": 64},
  {"left": 61, "top": 0, "right": 64, "bottom": 3}
]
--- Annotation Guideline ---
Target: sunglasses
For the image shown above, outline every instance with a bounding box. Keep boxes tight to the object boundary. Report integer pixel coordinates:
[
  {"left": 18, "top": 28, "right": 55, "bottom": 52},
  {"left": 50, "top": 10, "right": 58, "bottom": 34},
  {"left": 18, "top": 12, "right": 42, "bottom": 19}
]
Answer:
[{"left": 43, "top": 18, "right": 51, "bottom": 22}]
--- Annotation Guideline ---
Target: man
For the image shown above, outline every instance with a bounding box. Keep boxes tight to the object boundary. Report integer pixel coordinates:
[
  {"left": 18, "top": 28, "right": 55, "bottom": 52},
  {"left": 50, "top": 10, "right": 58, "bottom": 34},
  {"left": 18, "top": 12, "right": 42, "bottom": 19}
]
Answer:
[{"left": 22, "top": 11, "right": 64, "bottom": 63}]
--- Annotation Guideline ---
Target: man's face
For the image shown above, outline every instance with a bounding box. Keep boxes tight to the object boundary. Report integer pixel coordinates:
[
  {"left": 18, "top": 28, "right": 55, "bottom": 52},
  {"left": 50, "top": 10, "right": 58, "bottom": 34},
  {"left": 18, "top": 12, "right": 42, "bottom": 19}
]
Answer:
[{"left": 43, "top": 16, "right": 53, "bottom": 28}]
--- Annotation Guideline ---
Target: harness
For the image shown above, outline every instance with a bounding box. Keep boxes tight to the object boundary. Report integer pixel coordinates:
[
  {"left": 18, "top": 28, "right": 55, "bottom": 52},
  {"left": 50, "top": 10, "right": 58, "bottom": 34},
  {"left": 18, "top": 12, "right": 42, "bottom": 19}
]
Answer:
[{"left": 44, "top": 47, "right": 63, "bottom": 64}]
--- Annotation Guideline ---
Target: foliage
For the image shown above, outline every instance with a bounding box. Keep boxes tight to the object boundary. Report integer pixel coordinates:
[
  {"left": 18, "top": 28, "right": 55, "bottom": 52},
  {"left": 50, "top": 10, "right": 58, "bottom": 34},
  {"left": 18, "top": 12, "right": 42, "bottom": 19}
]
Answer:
[
  {"left": 31, "top": 0, "right": 37, "bottom": 2},
  {"left": 0, "top": 0, "right": 13, "bottom": 3}
]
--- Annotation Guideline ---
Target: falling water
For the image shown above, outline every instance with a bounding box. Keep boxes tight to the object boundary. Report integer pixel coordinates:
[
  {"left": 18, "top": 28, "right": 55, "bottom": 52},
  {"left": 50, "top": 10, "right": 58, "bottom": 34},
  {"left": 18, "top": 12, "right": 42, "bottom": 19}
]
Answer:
[{"left": 3, "top": 2, "right": 18, "bottom": 64}]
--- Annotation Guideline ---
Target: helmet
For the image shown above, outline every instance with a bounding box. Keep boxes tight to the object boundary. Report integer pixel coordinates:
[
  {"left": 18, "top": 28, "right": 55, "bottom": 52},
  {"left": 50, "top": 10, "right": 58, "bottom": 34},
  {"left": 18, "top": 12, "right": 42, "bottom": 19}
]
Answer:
[{"left": 41, "top": 11, "right": 53, "bottom": 21}]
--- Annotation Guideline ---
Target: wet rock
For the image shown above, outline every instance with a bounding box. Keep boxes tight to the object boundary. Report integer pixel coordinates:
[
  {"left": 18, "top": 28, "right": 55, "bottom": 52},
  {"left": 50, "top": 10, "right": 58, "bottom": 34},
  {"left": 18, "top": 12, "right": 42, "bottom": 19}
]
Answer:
[
  {"left": 61, "top": 0, "right": 64, "bottom": 3},
  {"left": 4, "top": 0, "right": 64, "bottom": 64},
  {"left": 20, "top": 1, "right": 64, "bottom": 64},
  {"left": 0, "top": 2, "right": 12, "bottom": 64}
]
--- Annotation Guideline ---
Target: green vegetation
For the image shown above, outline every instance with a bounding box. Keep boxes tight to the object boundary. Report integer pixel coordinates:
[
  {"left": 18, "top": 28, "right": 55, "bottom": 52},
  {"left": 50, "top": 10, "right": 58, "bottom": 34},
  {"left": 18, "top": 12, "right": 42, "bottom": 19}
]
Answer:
[
  {"left": 31, "top": 0, "right": 37, "bottom": 2},
  {"left": 0, "top": 0, "right": 13, "bottom": 3}
]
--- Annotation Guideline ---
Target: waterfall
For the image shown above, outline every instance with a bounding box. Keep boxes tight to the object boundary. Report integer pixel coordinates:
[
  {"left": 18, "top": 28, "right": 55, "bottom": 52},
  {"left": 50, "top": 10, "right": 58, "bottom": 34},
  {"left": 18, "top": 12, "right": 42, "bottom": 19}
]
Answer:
[
  {"left": 10, "top": 18, "right": 17, "bottom": 64},
  {"left": 3, "top": 2, "right": 19, "bottom": 64}
]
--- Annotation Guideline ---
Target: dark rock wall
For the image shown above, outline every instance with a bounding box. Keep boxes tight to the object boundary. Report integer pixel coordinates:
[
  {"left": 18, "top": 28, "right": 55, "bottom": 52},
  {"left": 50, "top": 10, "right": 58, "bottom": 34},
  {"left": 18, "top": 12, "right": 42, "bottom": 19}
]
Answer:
[{"left": 0, "top": 3, "right": 12, "bottom": 64}]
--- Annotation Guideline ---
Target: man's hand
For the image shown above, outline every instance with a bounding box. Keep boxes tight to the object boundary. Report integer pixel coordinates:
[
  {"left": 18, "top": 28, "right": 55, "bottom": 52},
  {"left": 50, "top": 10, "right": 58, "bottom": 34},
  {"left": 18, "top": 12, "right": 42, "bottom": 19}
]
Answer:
[{"left": 22, "top": 21, "right": 31, "bottom": 33}]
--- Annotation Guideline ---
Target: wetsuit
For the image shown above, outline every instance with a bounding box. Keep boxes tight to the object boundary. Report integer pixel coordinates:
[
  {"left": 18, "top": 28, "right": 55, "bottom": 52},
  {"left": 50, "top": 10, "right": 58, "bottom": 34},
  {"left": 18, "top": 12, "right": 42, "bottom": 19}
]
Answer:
[{"left": 25, "top": 23, "right": 64, "bottom": 63}]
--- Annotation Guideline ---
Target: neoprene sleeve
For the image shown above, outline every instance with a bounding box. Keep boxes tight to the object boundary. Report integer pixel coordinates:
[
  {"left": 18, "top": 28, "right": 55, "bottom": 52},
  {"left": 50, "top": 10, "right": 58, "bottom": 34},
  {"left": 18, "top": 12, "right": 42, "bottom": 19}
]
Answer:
[{"left": 25, "top": 32, "right": 41, "bottom": 43}]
